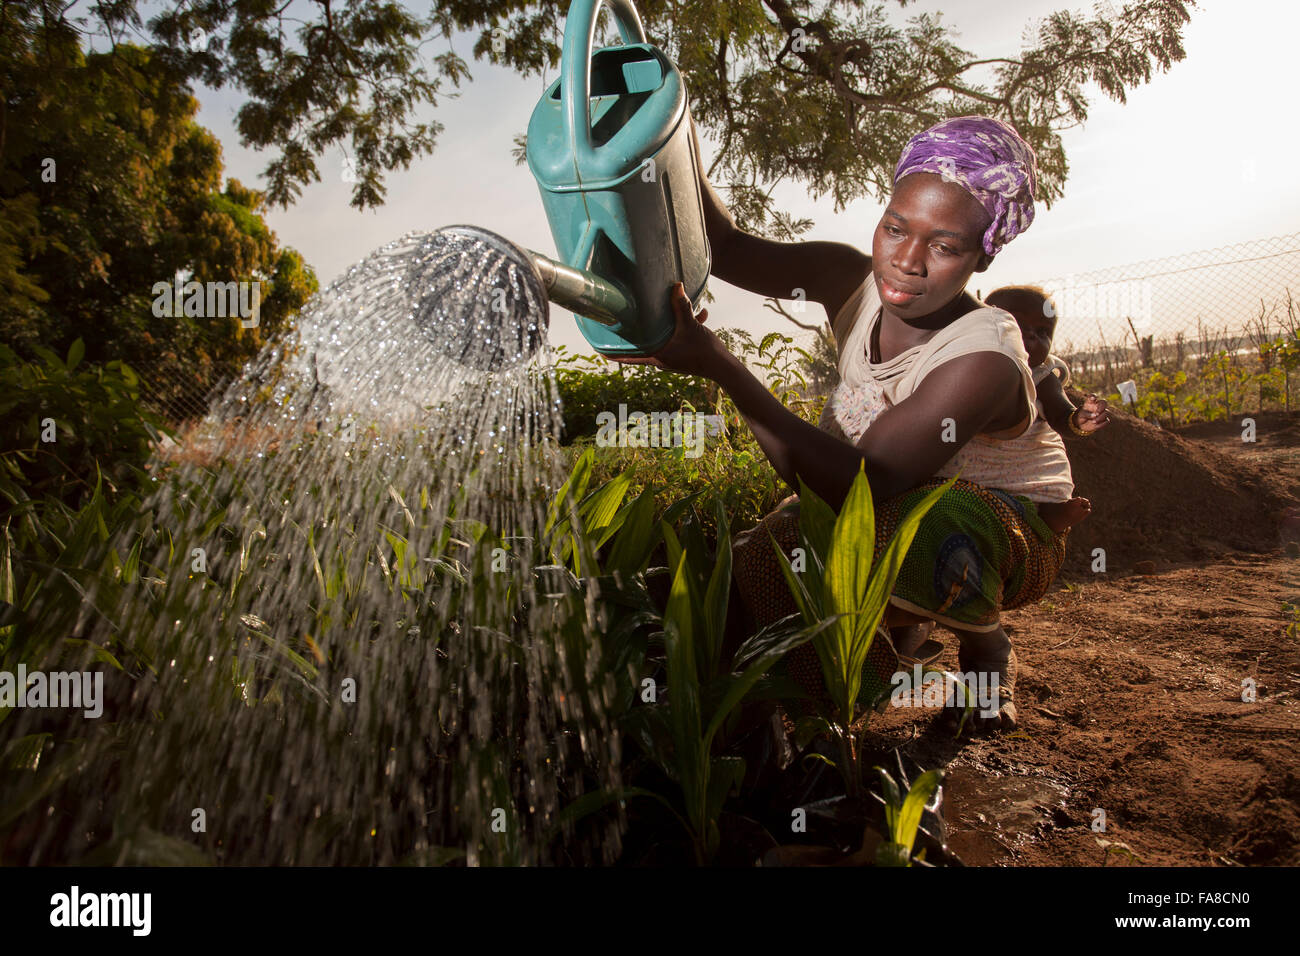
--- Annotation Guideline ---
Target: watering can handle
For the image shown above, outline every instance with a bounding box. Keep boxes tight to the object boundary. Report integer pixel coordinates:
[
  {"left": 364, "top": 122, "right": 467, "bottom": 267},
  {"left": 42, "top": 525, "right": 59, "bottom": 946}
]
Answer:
[{"left": 562, "top": 0, "right": 649, "bottom": 170}]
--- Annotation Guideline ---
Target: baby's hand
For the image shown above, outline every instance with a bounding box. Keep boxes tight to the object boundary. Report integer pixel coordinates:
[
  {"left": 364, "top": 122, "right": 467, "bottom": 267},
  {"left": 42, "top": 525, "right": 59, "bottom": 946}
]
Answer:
[{"left": 1073, "top": 394, "right": 1110, "bottom": 433}]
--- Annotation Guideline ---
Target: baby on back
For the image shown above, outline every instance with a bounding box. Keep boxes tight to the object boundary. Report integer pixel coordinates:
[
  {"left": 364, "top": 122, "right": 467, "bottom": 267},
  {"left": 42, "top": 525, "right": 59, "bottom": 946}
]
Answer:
[{"left": 983, "top": 285, "right": 1110, "bottom": 532}]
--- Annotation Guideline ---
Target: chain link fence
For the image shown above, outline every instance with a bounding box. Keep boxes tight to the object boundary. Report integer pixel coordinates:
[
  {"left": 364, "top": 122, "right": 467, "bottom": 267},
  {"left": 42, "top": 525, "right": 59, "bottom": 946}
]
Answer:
[
  {"left": 133, "top": 353, "right": 227, "bottom": 428},
  {"left": 1023, "top": 232, "right": 1300, "bottom": 388},
  {"left": 778, "top": 232, "right": 1300, "bottom": 420}
]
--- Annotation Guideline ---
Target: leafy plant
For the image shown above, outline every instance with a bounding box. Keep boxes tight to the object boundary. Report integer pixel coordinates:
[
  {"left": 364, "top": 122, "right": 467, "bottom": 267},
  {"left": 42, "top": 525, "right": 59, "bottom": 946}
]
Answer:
[
  {"left": 0, "top": 340, "right": 165, "bottom": 516},
  {"left": 772, "top": 465, "right": 954, "bottom": 796},
  {"left": 1261, "top": 334, "right": 1300, "bottom": 411},
  {"left": 874, "top": 765, "right": 943, "bottom": 866},
  {"left": 1283, "top": 599, "right": 1300, "bottom": 641},
  {"left": 557, "top": 488, "right": 828, "bottom": 864},
  {"left": 552, "top": 347, "right": 714, "bottom": 444},
  {"left": 542, "top": 446, "right": 634, "bottom": 576},
  {"left": 563, "top": 330, "right": 829, "bottom": 543},
  {"left": 1132, "top": 368, "right": 1188, "bottom": 428}
]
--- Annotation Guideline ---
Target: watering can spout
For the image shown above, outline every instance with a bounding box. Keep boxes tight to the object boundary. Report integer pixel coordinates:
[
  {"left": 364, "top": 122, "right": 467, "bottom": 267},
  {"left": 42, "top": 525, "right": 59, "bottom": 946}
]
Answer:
[
  {"left": 526, "top": 250, "right": 630, "bottom": 328},
  {"left": 417, "top": 224, "right": 635, "bottom": 369}
]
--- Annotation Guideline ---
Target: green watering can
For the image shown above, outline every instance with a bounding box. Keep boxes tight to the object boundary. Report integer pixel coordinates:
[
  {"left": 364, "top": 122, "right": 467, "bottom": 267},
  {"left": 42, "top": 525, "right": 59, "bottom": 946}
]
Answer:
[{"left": 524, "top": 0, "right": 711, "bottom": 356}]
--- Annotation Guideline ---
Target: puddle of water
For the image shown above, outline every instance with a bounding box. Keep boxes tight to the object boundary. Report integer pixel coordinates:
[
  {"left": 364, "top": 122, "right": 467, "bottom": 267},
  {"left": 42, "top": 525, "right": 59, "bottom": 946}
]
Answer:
[{"left": 942, "top": 767, "right": 1070, "bottom": 865}]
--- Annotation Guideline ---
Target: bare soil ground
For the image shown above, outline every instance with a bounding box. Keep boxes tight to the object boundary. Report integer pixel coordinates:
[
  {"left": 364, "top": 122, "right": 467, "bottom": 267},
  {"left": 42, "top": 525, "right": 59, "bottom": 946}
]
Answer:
[{"left": 860, "top": 409, "right": 1300, "bottom": 866}]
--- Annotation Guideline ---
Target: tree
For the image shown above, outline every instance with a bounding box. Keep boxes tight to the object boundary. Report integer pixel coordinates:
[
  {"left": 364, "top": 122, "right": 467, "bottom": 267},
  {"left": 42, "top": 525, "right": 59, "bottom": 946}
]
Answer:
[
  {"left": 1, "top": 12, "right": 317, "bottom": 420},
  {"left": 667, "top": 0, "right": 1196, "bottom": 237},
  {"left": 9, "top": 1, "right": 1196, "bottom": 235},
  {"left": 4, "top": 1, "right": 1200, "bottom": 350}
]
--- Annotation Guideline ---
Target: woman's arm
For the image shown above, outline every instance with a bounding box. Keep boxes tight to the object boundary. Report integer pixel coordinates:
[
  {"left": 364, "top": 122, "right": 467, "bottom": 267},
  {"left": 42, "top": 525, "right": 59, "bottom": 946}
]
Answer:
[
  {"left": 620, "top": 285, "right": 1025, "bottom": 509},
  {"left": 716, "top": 348, "right": 1024, "bottom": 508},
  {"left": 690, "top": 115, "right": 871, "bottom": 323}
]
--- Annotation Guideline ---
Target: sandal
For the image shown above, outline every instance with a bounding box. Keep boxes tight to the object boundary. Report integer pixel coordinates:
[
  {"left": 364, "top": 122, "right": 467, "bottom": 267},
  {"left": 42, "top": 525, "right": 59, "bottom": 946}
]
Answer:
[
  {"left": 944, "top": 648, "right": 1018, "bottom": 731},
  {"left": 891, "top": 620, "right": 945, "bottom": 668},
  {"left": 898, "top": 638, "right": 945, "bottom": 669}
]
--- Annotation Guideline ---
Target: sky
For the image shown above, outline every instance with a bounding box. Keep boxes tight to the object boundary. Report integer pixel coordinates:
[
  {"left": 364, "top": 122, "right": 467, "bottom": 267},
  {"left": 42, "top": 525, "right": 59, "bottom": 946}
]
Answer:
[{"left": 192, "top": 0, "right": 1300, "bottom": 355}]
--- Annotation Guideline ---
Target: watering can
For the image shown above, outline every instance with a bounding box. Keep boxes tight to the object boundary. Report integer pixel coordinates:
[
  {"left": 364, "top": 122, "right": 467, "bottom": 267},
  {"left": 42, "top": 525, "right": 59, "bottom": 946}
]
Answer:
[
  {"left": 524, "top": 0, "right": 711, "bottom": 356},
  {"left": 419, "top": 0, "right": 709, "bottom": 369}
]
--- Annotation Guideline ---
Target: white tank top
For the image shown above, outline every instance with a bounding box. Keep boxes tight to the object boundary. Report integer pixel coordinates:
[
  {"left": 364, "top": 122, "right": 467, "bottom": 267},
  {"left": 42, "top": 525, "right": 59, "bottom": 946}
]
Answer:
[{"left": 816, "top": 274, "right": 1075, "bottom": 503}]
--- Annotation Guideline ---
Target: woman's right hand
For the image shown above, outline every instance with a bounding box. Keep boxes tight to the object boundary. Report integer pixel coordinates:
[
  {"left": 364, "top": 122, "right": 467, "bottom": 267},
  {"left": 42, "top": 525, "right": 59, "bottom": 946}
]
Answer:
[{"left": 606, "top": 283, "right": 732, "bottom": 380}]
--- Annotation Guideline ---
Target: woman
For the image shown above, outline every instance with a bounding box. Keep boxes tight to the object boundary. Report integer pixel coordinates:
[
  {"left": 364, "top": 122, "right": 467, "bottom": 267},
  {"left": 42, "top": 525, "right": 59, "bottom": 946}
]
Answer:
[{"left": 616, "top": 116, "right": 1066, "bottom": 730}]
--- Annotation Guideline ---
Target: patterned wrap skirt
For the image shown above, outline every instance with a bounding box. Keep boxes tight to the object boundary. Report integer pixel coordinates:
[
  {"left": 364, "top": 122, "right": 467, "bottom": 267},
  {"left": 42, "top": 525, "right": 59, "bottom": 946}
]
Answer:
[{"left": 732, "top": 478, "right": 1068, "bottom": 706}]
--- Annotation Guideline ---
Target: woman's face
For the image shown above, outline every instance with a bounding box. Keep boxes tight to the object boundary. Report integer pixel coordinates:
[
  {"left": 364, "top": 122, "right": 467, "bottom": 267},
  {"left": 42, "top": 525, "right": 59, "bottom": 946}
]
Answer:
[{"left": 871, "top": 173, "right": 993, "bottom": 321}]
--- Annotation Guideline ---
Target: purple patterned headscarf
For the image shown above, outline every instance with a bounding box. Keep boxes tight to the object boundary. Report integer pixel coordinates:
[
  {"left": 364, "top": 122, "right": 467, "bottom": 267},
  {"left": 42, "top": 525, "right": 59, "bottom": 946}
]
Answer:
[{"left": 893, "top": 116, "right": 1038, "bottom": 257}]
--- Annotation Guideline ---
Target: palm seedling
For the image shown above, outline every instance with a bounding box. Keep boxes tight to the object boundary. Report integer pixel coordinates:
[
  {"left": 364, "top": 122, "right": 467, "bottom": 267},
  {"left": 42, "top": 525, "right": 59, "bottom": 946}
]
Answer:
[{"left": 771, "top": 464, "right": 954, "bottom": 796}]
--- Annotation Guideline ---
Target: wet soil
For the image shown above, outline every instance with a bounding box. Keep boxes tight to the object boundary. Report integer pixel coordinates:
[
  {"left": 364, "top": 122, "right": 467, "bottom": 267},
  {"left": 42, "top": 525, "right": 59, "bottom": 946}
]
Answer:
[
  {"left": 860, "top": 551, "right": 1300, "bottom": 866},
  {"left": 839, "top": 412, "right": 1300, "bottom": 866}
]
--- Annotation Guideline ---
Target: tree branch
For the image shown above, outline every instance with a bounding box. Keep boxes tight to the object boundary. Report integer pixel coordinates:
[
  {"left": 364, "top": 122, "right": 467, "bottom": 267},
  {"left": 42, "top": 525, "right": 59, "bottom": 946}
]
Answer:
[{"left": 763, "top": 296, "right": 822, "bottom": 333}]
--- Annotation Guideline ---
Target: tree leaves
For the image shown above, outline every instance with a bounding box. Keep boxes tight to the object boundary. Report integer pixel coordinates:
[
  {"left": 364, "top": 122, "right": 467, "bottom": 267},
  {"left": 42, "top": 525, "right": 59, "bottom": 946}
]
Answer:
[
  {"left": 7, "top": 1, "right": 1194, "bottom": 233},
  {"left": 2, "top": 21, "right": 319, "bottom": 419}
]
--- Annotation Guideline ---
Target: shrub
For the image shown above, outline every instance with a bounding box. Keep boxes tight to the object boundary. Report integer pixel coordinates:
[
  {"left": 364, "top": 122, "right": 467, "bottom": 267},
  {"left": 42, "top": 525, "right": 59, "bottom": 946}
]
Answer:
[
  {"left": 0, "top": 339, "right": 165, "bottom": 520},
  {"left": 556, "top": 330, "right": 829, "bottom": 539},
  {"left": 552, "top": 346, "right": 713, "bottom": 443}
]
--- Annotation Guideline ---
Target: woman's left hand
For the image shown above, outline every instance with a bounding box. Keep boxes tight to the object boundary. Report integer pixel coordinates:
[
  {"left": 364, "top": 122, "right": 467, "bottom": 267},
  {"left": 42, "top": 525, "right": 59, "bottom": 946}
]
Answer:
[{"left": 607, "top": 282, "right": 729, "bottom": 379}]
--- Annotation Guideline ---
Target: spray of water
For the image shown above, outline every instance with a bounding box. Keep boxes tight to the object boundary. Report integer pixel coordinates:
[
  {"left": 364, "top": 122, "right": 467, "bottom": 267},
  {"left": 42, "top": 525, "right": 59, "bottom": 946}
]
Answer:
[{"left": 12, "top": 229, "right": 627, "bottom": 865}]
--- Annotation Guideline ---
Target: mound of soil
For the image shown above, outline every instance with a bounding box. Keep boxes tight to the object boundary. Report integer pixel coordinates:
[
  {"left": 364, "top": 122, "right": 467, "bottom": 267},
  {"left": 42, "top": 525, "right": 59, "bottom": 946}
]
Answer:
[
  {"left": 1061, "top": 396, "right": 1299, "bottom": 576},
  {"left": 834, "top": 404, "right": 1300, "bottom": 868},
  {"left": 862, "top": 551, "right": 1300, "bottom": 867},
  {"left": 1174, "top": 409, "right": 1300, "bottom": 499}
]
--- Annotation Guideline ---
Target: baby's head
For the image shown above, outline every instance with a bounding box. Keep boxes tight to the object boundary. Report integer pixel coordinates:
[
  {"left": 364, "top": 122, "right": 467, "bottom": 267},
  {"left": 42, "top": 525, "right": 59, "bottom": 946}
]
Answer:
[{"left": 987, "top": 285, "right": 1056, "bottom": 368}]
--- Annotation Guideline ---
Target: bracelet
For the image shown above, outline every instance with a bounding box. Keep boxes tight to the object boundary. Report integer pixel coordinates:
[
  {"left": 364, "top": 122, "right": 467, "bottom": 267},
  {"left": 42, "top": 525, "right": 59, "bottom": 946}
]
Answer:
[{"left": 1067, "top": 410, "right": 1090, "bottom": 437}]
